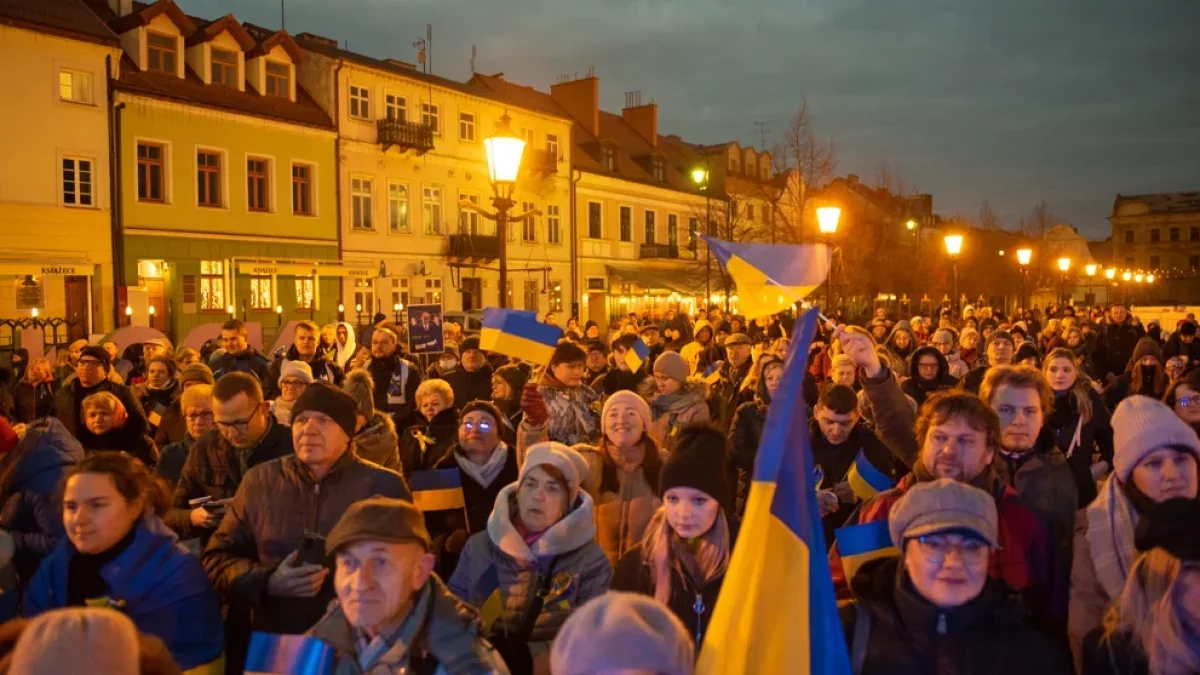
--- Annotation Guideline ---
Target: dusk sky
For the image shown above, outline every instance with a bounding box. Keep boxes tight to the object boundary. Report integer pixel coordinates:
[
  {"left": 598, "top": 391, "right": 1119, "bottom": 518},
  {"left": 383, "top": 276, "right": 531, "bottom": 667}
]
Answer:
[{"left": 191, "top": 0, "right": 1200, "bottom": 239}]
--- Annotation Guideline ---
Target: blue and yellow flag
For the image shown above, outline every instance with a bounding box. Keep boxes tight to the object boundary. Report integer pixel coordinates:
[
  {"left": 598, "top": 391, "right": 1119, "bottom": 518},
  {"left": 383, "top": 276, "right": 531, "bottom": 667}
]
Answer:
[
  {"left": 701, "top": 236, "right": 831, "bottom": 320},
  {"left": 624, "top": 339, "right": 651, "bottom": 372},
  {"left": 834, "top": 520, "right": 900, "bottom": 582},
  {"left": 846, "top": 449, "right": 895, "bottom": 502},
  {"left": 408, "top": 468, "right": 467, "bottom": 513},
  {"left": 480, "top": 308, "right": 562, "bottom": 364},
  {"left": 697, "top": 309, "right": 851, "bottom": 675},
  {"left": 244, "top": 633, "right": 336, "bottom": 675}
]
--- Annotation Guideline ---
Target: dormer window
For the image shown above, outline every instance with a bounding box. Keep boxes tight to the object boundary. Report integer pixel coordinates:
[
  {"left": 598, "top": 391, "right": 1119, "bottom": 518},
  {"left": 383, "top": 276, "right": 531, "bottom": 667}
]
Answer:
[
  {"left": 601, "top": 146, "right": 615, "bottom": 172},
  {"left": 147, "top": 32, "right": 178, "bottom": 74},
  {"left": 652, "top": 158, "right": 665, "bottom": 182},
  {"left": 211, "top": 48, "right": 238, "bottom": 87},
  {"left": 265, "top": 62, "right": 290, "bottom": 98}
]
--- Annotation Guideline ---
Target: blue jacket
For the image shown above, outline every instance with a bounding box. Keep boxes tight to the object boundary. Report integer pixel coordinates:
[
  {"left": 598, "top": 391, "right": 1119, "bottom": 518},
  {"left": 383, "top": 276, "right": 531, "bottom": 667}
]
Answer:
[{"left": 23, "top": 516, "right": 224, "bottom": 670}]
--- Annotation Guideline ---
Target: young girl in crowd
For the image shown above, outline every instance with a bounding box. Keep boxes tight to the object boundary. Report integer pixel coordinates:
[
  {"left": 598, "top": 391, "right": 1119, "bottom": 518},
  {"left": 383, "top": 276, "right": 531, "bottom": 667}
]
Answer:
[{"left": 1042, "top": 348, "right": 1114, "bottom": 506}]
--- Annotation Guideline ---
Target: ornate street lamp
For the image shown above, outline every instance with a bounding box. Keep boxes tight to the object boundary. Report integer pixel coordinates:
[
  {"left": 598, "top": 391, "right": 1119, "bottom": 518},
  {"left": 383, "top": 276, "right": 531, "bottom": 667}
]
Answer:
[
  {"left": 1057, "top": 257, "right": 1072, "bottom": 306},
  {"left": 692, "top": 166, "right": 712, "bottom": 310},
  {"left": 1016, "top": 248, "right": 1032, "bottom": 310},
  {"left": 944, "top": 234, "right": 964, "bottom": 314},
  {"left": 817, "top": 207, "right": 841, "bottom": 311}
]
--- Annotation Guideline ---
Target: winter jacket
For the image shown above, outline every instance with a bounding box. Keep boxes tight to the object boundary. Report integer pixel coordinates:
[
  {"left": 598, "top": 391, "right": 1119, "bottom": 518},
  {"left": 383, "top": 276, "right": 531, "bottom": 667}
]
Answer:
[
  {"left": 729, "top": 382, "right": 770, "bottom": 516},
  {"left": 24, "top": 516, "right": 225, "bottom": 671},
  {"left": 574, "top": 442, "right": 662, "bottom": 567},
  {"left": 154, "top": 435, "right": 193, "bottom": 489},
  {"left": 442, "top": 364, "right": 495, "bottom": 411},
  {"left": 959, "top": 365, "right": 991, "bottom": 394},
  {"left": 1045, "top": 388, "right": 1114, "bottom": 507},
  {"left": 131, "top": 381, "right": 178, "bottom": 435},
  {"left": 150, "top": 399, "right": 186, "bottom": 450},
  {"left": 591, "top": 367, "right": 649, "bottom": 399},
  {"left": 995, "top": 429, "right": 1079, "bottom": 553},
  {"left": 0, "top": 417, "right": 84, "bottom": 586},
  {"left": 1081, "top": 627, "right": 1149, "bottom": 675},
  {"left": 646, "top": 380, "right": 711, "bottom": 449},
  {"left": 209, "top": 347, "right": 271, "bottom": 382},
  {"left": 168, "top": 420, "right": 294, "bottom": 540},
  {"left": 944, "top": 350, "right": 970, "bottom": 379},
  {"left": 840, "top": 557, "right": 1070, "bottom": 675},
  {"left": 899, "top": 346, "right": 959, "bottom": 407},
  {"left": 428, "top": 445, "right": 519, "bottom": 580},
  {"left": 13, "top": 380, "right": 56, "bottom": 424},
  {"left": 400, "top": 408, "right": 460, "bottom": 477},
  {"left": 353, "top": 411, "right": 401, "bottom": 471},
  {"left": 517, "top": 371, "right": 600, "bottom": 451},
  {"left": 811, "top": 419, "right": 895, "bottom": 547},
  {"left": 711, "top": 359, "right": 753, "bottom": 426},
  {"left": 263, "top": 346, "right": 344, "bottom": 399},
  {"left": 81, "top": 424, "right": 158, "bottom": 468},
  {"left": 1094, "top": 319, "right": 1145, "bottom": 381},
  {"left": 308, "top": 575, "right": 510, "bottom": 675},
  {"left": 202, "top": 451, "right": 411, "bottom": 635},
  {"left": 1102, "top": 369, "right": 1166, "bottom": 411},
  {"left": 365, "top": 352, "right": 423, "bottom": 429},
  {"left": 1162, "top": 333, "right": 1200, "bottom": 365},
  {"left": 51, "top": 378, "right": 148, "bottom": 451},
  {"left": 448, "top": 486, "right": 611, "bottom": 650}
]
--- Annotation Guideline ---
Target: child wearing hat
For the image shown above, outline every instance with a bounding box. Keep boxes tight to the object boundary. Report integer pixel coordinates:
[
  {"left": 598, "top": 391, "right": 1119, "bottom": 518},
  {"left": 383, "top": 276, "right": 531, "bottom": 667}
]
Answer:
[{"left": 646, "top": 351, "right": 711, "bottom": 448}]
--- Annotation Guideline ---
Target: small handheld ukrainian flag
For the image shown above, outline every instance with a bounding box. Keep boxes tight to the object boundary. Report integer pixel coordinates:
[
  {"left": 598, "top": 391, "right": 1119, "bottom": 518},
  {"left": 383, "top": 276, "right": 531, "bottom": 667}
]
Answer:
[
  {"left": 408, "top": 469, "right": 467, "bottom": 513},
  {"left": 480, "top": 308, "right": 562, "bottom": 364},
  {"left": 697, "top": 309, "right": 850, "bottom": 675},
  {"left": 846, "top": 449, "right": 895, "bottom": 502},
  {"left": 834, "top": 520, "right": 900, "bottom": 582},
  {"left": 624, "top": 339, "right": 651, "bottom": 372},
  {"left": 701, "top": 236, "right": 831, "bottom": 320},
  {"left": 244, "top": 633, "right": 336, "bottom": 675}
]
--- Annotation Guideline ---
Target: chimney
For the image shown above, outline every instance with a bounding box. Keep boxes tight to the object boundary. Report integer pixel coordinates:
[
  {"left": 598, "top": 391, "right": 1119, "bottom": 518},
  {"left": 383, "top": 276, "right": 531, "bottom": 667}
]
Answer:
[
  {"left": 621, "top": 91, "right": 658, "bottom": 148},
  {"left": 108, "top": 0, "right": 133, "bottom": 16},
  {"left": 295, "top": 32, "right": 338, "bottom": 48},
  {"left": 550, "top": 69, "right": 599, "bottom": 137}
]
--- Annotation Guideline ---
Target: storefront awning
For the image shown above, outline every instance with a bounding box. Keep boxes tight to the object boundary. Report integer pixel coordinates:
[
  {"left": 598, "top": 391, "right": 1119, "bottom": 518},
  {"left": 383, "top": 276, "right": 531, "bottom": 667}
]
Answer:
[
  {"left": 605, "top": 264, "right": 715, "bottom": 296},
  {"left": 0, "top": 261, "right": 94, "bottom": 276}
]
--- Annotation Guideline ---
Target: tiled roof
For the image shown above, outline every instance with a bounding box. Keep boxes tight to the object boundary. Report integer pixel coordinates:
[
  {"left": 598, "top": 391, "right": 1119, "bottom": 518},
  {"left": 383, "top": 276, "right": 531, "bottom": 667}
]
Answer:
[
  {"left": 115, "top": 55, "right": 333, "bottom": 129},
  {"left": 0, "top": 0, "right": 118, "bottom": 45},
  {"left": 1115, "top": 192, "right": 1200, "bottom": 214},
  {"left": 108, "top": 0, "right": 192, "bottom": 36},
  {"left": 185, "top": 14, "right": 254, "bottom": 50}
]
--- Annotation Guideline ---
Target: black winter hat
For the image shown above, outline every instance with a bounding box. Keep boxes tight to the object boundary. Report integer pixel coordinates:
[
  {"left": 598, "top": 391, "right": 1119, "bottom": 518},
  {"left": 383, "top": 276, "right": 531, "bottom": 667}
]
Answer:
[
  {"left": 1182, "top": 322, "right": 1197, "bottom": 337},
  {"left": 1132, "top": 337, "right": 1164, "bottom": 366},
  {"left": 1014, "top": 343, "right": 1040, "bottom": 364},
  {"left": 661, "top": 425, "right": 732, "bottom": 514},
  {"left": 291, "top": 382, "right": 359, "bottom": 440},
  {"left": 1134, "top": 498, "right": 1200, "bottom": 560},
  {"left": 493, "top": 364, "right": 529, "bottom": 395},
  {"left": 586, "top": 340, "right": 608, "bottom": 355},
  {"left": 459, "top": 399, "right": 504, "bottom": 426},
  {"left": 79, "top": 345, "right": 111, "bottom": 372},
  {"left": 460, "top": 336, "right": 482, "bottom": 354}
]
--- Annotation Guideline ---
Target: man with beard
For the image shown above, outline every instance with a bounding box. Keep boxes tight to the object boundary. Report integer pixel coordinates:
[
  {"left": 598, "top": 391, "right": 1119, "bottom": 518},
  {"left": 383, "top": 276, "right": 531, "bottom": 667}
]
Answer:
[
  {"left": 831, "top": 328, "right": 1063, "bottom": 638},
  {"left": 365, "top": 327, "right": 423, "bottom": 431},
  {"left": 441, "top": 336, "right": 493, "bottom": 407},
  {"left": 264, "top": 320, "right": 343, "bottom": 398}
]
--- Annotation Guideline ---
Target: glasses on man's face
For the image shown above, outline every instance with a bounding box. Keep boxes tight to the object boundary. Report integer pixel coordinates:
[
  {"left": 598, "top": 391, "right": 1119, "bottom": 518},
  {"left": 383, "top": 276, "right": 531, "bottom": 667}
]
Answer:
[
  {"left": 280, "top": 380, "right": 309, "bottom": 389},
  {"left": 186, "top": 411, "right": 215, "bottom": 423},
  {"left": 216, "top": 413, "right": 256, "bottom": 432},
  {"left": 76, "top": 358, "right": 103, "bottom": 369},
  {"left": 461, "top": 420, "right": 493, "bottom": 433}
]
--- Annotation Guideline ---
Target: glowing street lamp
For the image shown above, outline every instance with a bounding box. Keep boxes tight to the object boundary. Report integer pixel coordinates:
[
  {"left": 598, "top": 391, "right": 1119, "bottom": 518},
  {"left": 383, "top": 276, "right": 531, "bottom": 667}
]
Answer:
[
  {"left": 906, "top": 219, "right": 916, "bottom": 231},
  {"left": 1147, "top": 274, "right": 1156, "bottom": 283},
  {"left": 483, "top": 112, "right": 528, "bottom": 309},
  {"left": 1105, "top": 268, "right": 1116, "bottom": 280},
  {"left": 1057, "top": 257, "right": 1072, "bottom": 305},
  {"left": 1123, "top": 271, "right": 1132, "bottom": 282},
  {"left": 817, "top": 207, "right": 841, "bottom": 311},
  {"left": 944, "top": 234, "right": 964, "bottom": 313},
  {"left": 1015, "top": 248, "right": 1033, "bottom": 309},
  {"left": 1135, "top": 273, "right": 1144, "bottom": 283}
]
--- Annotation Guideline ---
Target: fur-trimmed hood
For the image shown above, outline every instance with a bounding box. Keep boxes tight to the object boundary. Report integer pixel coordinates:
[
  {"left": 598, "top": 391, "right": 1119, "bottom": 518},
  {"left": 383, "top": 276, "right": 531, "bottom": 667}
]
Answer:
[{"left": 486, "top": 483, "right": 598, "bottom": 563}]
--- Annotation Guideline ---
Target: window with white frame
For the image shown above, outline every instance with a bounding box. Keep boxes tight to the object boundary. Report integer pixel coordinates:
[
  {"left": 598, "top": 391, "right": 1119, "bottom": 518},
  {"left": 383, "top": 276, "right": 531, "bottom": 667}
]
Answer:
[
  {"left": 351, "top": 177, "right": 373, "bottom": 230},
  {"left": 249, "top": 275, "right": 273, "bottom": 309},
  {"left": 459, "top": 112, "right": 476, "bottom": 141},
  {"left": 349, "top": 84, "right": 371, "bottom": 119},
  {"left": 459, "top": 192, "right": 480, "bottom": 234},
  {"left": 146, "top": 32, "right": 177, "bottom": 74},
  {"left": 421, "top": 104, "right": 440, "bottom": 134},
  {"left": 211, "top": 49, "right": 237, "bottom": 87},
  {"left": 388, "top": 182, "right": 410, "bottom": 233},
  {"left": 58, "top": 69, "right": 93, "bottom": 104},
  {"left": 199, "top": 260, "right": 226, "bottom": 311},
  {"left": 521, "top": 202, "right": 537, "bottom": 242},
  {"left": 653, "top": 158, "right": 665, "bottom": 182},
  {"left": 546, "top": 134, "right": 559, "bottom": 158},
  {"left": 385, "top": 93, "right": 405, "bottom": 121},
  {"left": 391, "top": 277, "right": 410, "bottom": 309},
  {"left": 547, "top": 205, "right": 561, "bottom": 244},
  {"left": 62, "top": 157, "right": 93, "bottom": 207},
  {"left": 423, "top": 186, "right": 443, "bottom": 235}
]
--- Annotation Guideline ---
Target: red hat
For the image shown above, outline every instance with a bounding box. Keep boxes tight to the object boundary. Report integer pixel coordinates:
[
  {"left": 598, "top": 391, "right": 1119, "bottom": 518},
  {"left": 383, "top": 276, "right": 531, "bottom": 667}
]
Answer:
[{"left": 0, "top": 418, "right": 19, "bottom": 456}]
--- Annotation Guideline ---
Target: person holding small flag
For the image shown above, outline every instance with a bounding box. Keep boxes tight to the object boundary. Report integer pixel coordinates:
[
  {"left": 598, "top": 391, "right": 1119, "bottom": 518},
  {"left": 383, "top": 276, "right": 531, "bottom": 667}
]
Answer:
[
  {"left": 449, "top": 442, "right": 610, "bottom": 674},
  {"left": 518, "top": 343, "right": 600, "bottom": 452},
  {"left": 839, "top": 478, "right": 1069, "bottom": 675},
  {"left": 591, "top": 334, "right": 650, "bottom": 400},
  {"left": 307, "top": 497, "right": 511, "bottom": 674}
]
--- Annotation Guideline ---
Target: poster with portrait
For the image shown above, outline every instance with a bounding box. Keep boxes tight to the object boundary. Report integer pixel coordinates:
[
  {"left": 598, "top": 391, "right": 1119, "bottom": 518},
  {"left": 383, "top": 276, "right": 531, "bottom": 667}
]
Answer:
[{"left": 408, "top": 303, "right": 444, "bottom": 355}]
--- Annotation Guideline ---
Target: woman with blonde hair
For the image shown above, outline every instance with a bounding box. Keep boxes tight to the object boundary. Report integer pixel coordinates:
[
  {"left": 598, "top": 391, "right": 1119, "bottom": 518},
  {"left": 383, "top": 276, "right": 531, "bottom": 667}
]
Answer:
[
  {"left": 1083, "top": 498, "right": 1200, "bottom": 675},
  {"left": 79, "top": 392, "right": 156, "bottom": 466},
  {"left": 1043, "top": 348, "right": 1114, "bottom": 506},
  {"left": 398, "top": 378, "right": 458, "bottom": 476},
  {"left": 613, "top": 425, "right": 735, "bottom": 648},
  {"left": 13, "top": 358, "right": 57, "bottom": 423}
]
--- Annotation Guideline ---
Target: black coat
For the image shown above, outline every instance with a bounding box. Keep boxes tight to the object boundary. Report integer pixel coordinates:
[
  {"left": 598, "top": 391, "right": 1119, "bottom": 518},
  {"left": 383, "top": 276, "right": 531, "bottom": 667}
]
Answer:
[
  {"left": 1045, "top": 388, "right": 1114, "bottom": 507},
  {"left": 13, "top": 381, "right": 57, "bottom": 424},
  {"left": 208, "top": 347, "right": 270, "bottom": 383},
  {"left": 842, "top": 557, "right": 1070, "bottom": 675},
  {"left": 1095, "top": 320, "right": 1145, "bottom": 381},
  {"left": 811, "top": 419, "right": 895, "bottom": 546},
  {"left": 428, "top": 445, "right": 519, "bottom": 580},
  {"left": 1163, "top": 333, "right": 1200, "bottom": 364},
  {"left": 398, "top": 408, "right": 460, "bottom": 477},
  {"left": 263, "top": 346, "right": 344, "bottom": 399},
  {"left": 51, "top": 378, "right": 147, "bottom": 451},
  {"left": 591, "top": 367, "right": 648, "bottom": 398},
  {"left": 365, "top": 353, "right": 422, "bottom": 428},
  {"left": 1081, "top": 626, "right": 1148, "bottom": 675},
  {"left": 612, "top": 541, "right": 728, "bottom": 648},
  {"left": 441, "top": 364, "right": 494, "bottom": 409},
  {"left": 729, "top": 395, "right": 768, "bottom": 517},
  {"left": 900, "top": 346, "right": 959, "bottom": 407}
]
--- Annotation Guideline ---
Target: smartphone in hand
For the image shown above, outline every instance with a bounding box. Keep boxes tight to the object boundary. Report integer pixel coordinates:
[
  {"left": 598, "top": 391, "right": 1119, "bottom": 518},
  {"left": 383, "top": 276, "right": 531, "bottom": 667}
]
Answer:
[{"left": 292, "top": 533, "right": 327, "bottom": 567}]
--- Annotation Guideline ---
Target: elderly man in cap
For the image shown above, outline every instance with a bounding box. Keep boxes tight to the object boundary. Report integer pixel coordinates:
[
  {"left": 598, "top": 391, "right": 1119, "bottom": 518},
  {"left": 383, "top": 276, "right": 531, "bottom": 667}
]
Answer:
[
  {"left": 50, "top": 345, "right": 147, "bottom": 448},
  {"left": 203, "top": 383, "right": 411, "bottom": 638},
  {"left": 308, "top": 497, "right": 510, "bottom": 674},
  {"left": 710, "top": 332, "right": 754, "bottom": 425},
  {"left": 960, "top": 329, "right": 1015, "bottom": 394}
]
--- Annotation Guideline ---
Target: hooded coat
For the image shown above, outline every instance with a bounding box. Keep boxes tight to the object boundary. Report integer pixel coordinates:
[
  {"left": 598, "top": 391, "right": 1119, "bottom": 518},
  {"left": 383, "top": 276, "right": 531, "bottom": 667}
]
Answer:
[
  {"left": 448, "top": 486, "right": 611, "bottom": 649},
  {"left": 1102, "top": 337, "right": 1165, "bottom": 409},
  {"left": 1094, "top": 317, "right": 1146, "bottom": 381},
  {"left": 353, "top": 410, "right": 401, "bottom": 471},
  {"left": 1045, "top": 387, "right": 1114, "bottom": 507},
  {"left": 24, "top": 516, "right": 225, "bottom": 671},
  {"left": 899, "top": 346, "right": 960, "bottom": 407},
  {"left": 399, "top": 408, "right": 460, "bottom": 477},
  {"left": 884, "top": 321, "right": 918, "bottom": 367},
  {"left": 0, "top": 417, "right": 84, "bottom": 587},
  {"left": 334, "top": 321, "right": 360, "bottom": 372},
  {"left": 840, "top": 557, "right": 1070, "bottom": 675}
]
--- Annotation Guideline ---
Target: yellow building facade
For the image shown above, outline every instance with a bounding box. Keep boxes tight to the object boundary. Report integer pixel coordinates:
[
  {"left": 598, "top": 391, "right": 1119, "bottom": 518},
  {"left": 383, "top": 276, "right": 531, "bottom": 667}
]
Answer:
[
  {"left": 0, "top": 6, "right": 123, "bottom": 340},
  {"left": 296, "top": 36, "right": 576, "bottom": 320}
]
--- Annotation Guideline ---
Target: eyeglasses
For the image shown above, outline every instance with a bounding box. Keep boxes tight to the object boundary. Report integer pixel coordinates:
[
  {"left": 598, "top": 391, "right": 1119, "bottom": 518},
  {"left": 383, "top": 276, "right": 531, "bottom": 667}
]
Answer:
[
  {"left": 280, "top": 380, "right": 309, "bottom": 389},
  {"left": 461, "top": 420, "right": 494, "bottom": 433},
  {"left": 915, "top": 535, "right": 990, "bottom": 566},
  {"left": 1179, "top": 396, "right": 1198, "bottom": 408},
  {"left": 215, "top": 414, "right": 257, "bottom": 432},
  {"left": 76, "top": 359, "right": 104, "bottom": 369},
  {"left": 186, "top": 411, "right": 215, "bottom": 422}
]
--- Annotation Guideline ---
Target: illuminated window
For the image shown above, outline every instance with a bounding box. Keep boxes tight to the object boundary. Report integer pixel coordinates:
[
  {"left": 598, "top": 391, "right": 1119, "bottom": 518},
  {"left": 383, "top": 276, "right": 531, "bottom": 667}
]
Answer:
[
  {"left": 58, "top": 69, "right": 93, "bottom": 104},
  {"left": 199, "top": 260, "right": 225, "bottom": 311},
  {"left": 351, "top": 177, "right": 373, "bottom": 230},
  {"left": 389, "top": 182, "right": 410, "bottom": 233},
  {"left": 423, "top": 186, "right": 442, "bottom": 235},
  {"left": 550, "top": 280, "right": 563, "bottom": 311},
  {"left": 523, "top": 279, "right": 539, "bottom": 311},
  {"left": 249, "top": 275, "right": 273, "bottom": 309},
  {"left": 295, "top": 276, "right": 314, "bottom": 309}
]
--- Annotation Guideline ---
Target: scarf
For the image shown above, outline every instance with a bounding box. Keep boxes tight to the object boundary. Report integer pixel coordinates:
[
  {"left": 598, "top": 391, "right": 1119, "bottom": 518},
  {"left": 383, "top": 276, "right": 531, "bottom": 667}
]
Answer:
[
  {"left": 650, "top": 390, "right": 700, "bottom": 419},
  {"left": 1086, "top": 475, "right": 1140, "bottom": 600},
  {"left": 454, "top": 443, "right": 509, "bottom": 489}
]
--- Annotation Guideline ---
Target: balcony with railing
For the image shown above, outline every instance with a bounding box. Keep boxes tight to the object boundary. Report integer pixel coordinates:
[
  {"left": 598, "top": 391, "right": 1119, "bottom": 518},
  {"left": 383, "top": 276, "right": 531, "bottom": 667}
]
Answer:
[
  {"left": 377, "top": 119, "right": 434, "bottom": 154},
  {"left": 448, "top": 231, "right": 500, "bottom": 261},
  {"left": 639, "top": 243, "right": 680, "bottom": 259}
]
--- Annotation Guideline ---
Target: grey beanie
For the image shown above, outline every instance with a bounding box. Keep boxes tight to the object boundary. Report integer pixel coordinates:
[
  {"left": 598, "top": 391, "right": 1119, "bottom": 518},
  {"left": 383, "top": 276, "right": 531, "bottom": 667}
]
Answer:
[
  {"left": 1112, "top": 395, "right": 1200, "bottom": 480},
  {"left": 888, "top": 478, "right": 999, "bottom": 548},
  {"left": 550, "top": 592, "right": 693, "bottom": 675},
  {"left": 653, "top": 351, "right": 689, "bottom": 383},
  {"left": 11, "top": 608, "right": 140, "bottom": 674}
]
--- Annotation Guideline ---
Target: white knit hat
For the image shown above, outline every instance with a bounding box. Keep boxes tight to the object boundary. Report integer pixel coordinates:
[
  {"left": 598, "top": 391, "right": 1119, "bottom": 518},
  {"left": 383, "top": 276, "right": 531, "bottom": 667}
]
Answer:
[
  {"left": 521, "top": 442, "right": 590, "bottom": 503},
  {"left": 601, "top": 390, "right": 652, "bottom": 438},
  {"left": 280, "top": 360, "right": 315, "bottom": 384},
  {"left": 1112, "top": 395, "right": 1200, "bottom": 480}
]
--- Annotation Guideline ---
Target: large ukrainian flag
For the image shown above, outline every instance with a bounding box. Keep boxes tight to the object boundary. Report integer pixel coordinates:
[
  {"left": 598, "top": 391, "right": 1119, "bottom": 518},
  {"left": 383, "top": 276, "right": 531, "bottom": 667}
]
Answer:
[
  {"left": 480, "top": 308, "right": 562, "bottom": 364},
  {"left": 701, "top": 236, "right": 831, "bottom": 320},
  {"left": 697, "top": 309, "right": 851, "bottom": 675}
]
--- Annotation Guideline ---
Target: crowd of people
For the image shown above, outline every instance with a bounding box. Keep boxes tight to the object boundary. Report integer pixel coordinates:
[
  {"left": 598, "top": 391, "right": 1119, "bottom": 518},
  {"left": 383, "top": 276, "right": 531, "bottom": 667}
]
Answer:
[{"left": 0, "top": 300, "right": 1196, "bottom": 674}]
